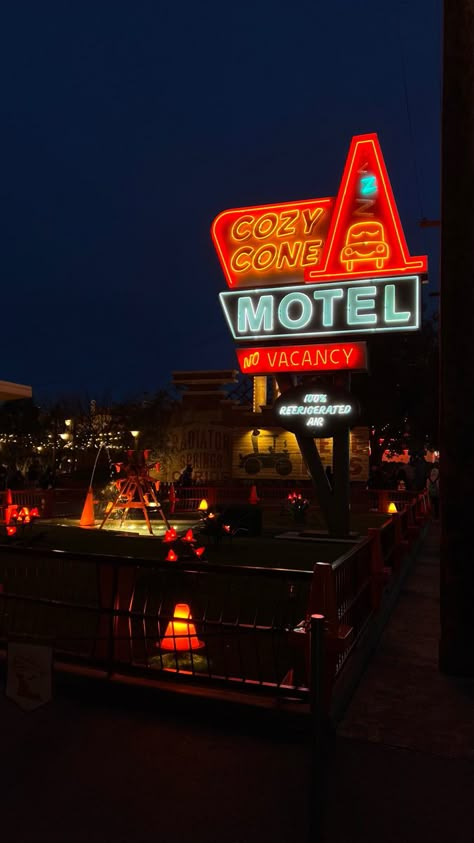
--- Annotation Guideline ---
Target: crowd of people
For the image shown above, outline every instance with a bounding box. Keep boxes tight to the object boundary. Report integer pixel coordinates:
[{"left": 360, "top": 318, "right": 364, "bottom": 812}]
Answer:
[
  {"left": 367, "top": 457, "right": 440, "bottom": 520},
  {"left": 367, "top": 457, "right": 438, "bottom": 493},
  {"left": 0, "top": 461, "right": 56, "bottom": 490}
]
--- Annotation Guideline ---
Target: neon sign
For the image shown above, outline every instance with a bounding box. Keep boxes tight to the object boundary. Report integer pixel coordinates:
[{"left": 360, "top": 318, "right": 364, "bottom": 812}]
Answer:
[
  {"left": 220, "top": 275, "right": 420, "bottom": 341},
  {"left": 274, "top": 384, "right": 360, "bottom": 437},
  {"left": 236, "top": 341, "right": 368, "bottom": 375},
  {"left": 211, "top": 198, "right": 333, "bottom": 288},
  {"left": 212, "top": 133, "right": 427, "bottom": 290},
  {"left": 305, "top": 133, "right": 427, "bottom": 283}
]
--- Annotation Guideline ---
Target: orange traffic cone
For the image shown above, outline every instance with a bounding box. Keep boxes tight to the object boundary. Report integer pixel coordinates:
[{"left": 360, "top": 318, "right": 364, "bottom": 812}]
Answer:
[
  {"left": 249, "top": 485, "right": 260, "bottom": 504},
  {"left": 80, "top": 487, "right": 96, "bottom": 528},
  {"left": 159, "top": 603, "right": 205, "bottom": 651}
]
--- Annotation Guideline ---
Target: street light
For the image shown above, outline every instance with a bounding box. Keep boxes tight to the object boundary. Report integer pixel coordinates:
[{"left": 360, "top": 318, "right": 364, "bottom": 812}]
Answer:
[{"left": 130, "top": 430, "right": 140, "bottom": 457}]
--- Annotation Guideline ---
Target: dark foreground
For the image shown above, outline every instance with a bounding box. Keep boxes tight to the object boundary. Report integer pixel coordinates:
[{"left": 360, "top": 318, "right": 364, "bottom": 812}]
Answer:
[{"left": 1, "top": 522, "right": 473, "bottom": 843}]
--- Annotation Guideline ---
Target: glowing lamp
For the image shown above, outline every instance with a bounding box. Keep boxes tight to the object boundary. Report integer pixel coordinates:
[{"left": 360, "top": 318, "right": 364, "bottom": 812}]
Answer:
[
  {"left": 6, "top": 526, "right": 16, "bottom": 536},
  {"left": 388, "top": 502, "right": 397, "bottom": 514},
  {"left": 194, "top": 546, "right": 206, "bottom": 558},
  {"left": 166, "top": 549, "right": 178, "bottom": 562},
  {"left": 160, "top": 603, "right": 205, "bottom": 651},
  {"left": 163, "top": 528, "right": 178, "bottom": 543},
  {"left": 18, "top": 507, "right": 29, "bottom": 518},
  {"left": 223, "top": 524, "right": 231, "bottom": 533},
  {"left": 198, "top": 498, "right": 209, "bottom": 512},
  {"left": 183, "top": 529, "right": 194, "bottom": 542},
  {"left": 29, "top": 507, "right": 40, "bottom": 518},
  {"left": 130, "top": 430, "right": 140, "bottom": 439}
]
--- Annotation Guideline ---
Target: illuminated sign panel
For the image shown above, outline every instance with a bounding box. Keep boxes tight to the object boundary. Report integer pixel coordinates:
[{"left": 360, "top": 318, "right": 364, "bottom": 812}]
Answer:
[
  {"left": 236, "top": 341, "right": 368, "bottom": 374},
  {"left": 274, "top": 385, "right": 360, "bottom": 437},
  {"left": 220, "top": 275, "right": 420, "bottom": 342},
  {"left": 211, "top": 198, "right": 334, "bottom": 288},
  {"left": 212, "top": 133, "right": 427, "bottom": 292},
  {"left": 305, "top": 134, "right": 427, "bottom": 283}
]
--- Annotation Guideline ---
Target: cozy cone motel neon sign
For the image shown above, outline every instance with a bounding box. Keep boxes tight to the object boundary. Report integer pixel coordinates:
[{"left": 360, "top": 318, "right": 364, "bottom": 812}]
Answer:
[{"left": 213, "top": 133, "right": 427, "bottom": 376}]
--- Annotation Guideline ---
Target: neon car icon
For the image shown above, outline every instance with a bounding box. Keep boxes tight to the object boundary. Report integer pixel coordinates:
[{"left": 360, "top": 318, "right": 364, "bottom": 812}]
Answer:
[{"left": 340, "top": 221, "right": 389, "bottom": 271}]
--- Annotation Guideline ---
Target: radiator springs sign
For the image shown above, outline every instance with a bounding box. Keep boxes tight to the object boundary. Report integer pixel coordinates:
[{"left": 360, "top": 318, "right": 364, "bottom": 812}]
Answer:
[{"left": 274, "top": 385, "right": 360, "bottom": 437}]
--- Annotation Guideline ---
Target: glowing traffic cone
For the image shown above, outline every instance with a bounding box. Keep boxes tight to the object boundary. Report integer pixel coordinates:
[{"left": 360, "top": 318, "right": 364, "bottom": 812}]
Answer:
[
  {"left": 159, "top": 603, "right": 205, "bottom": 651},
  {"left": 80, "top": 487, "right": 96, "bottom": 528},
  {"left": 249, "top": 485, "right": 259, "bottom": 504}
]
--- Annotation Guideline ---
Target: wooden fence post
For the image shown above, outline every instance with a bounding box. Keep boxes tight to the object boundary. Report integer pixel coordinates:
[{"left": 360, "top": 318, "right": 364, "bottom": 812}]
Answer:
[{"left": 367, "top": 527, "right": 386, "bottom": 609}]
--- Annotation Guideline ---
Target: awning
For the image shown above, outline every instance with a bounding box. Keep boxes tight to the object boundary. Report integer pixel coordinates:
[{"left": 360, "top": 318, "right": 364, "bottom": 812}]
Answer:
[{"left": 0, "top": 381, "right": 32, "bottom": 402}]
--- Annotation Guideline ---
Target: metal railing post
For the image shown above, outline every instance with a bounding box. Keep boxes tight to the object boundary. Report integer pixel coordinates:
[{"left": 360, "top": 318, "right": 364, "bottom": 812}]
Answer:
[{"left": 309, "top": 613, "right": 327, "bottom": 842}]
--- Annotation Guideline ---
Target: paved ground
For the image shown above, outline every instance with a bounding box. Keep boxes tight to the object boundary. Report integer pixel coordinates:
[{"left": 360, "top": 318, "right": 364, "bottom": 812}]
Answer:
[{"left": 1, "top": 520, "right": 473, "bottom": 842}]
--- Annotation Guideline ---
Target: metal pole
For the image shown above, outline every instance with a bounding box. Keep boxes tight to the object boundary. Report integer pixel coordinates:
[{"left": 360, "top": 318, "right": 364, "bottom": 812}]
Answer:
[
  {"left": 439, "top": 0, "right": 474, "bottom": 675},
  {"left": 309, "top": 613, "right": 327, "bottom": 842}
]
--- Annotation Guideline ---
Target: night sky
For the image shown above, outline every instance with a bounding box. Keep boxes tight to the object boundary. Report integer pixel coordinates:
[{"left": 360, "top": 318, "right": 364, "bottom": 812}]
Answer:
[{"left": 3, "top": 1, "right": 442, "bottom": 403}]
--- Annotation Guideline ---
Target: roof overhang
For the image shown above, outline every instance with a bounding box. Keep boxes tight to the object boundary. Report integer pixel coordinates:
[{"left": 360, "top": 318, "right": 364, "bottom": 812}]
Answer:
[{"left": 0, "top": 381, "right": 32, "bottom": 402}]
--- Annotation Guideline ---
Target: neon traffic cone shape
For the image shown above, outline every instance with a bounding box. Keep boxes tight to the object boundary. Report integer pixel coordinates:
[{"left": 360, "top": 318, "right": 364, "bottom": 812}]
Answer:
[
  {"left": 160, "top": 603, "right": 205, "bottom": 651},
  {"left": 79, "top": 487, "right": 96, "bottom": 528},
  {"left": 249, "top": 485, "right": 259, "bottom": 504}
]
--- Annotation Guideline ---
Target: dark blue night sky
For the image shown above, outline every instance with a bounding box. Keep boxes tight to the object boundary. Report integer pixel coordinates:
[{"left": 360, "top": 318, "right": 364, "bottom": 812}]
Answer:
[{"left": 2, "top": 1, "right": 442, "bottom": 402}]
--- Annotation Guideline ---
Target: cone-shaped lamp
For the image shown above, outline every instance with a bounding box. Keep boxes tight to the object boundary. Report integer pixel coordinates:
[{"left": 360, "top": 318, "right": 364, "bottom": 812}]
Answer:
[
  {"left": 160, "top": 603, "right": 205, "bottom": 651},
  {"left": 249, "top": 485, "right": 259, "bottom": 504},
  {"left": 80, "top": 487, "right": 96, "bottom": 528}
]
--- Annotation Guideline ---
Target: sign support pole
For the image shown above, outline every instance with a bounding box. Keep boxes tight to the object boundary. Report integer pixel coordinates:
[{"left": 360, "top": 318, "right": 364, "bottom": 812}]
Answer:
[
  {"left": 332, "top": 373, "right": 351, "bottom": 537},
  {"left": 276, "top": 373, "right": 351, "bottom": 538}
]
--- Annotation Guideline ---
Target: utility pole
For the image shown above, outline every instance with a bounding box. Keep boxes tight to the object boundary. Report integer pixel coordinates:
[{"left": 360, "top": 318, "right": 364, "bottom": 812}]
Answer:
[{"left": 439, "top": 0, "right": 474, "bottom": 674}]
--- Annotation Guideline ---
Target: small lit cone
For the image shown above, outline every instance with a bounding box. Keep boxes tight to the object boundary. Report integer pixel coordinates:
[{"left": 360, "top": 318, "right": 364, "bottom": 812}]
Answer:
[
  {"left": 5, "top": 505, "right": 17, "bottom": 525},
  {"left": 79, "top": 487, "right": 96, "bottom": 528},
  {"left": 249, "top": 485, "right": 259, "bottom": 504},
  {"left": 387, "top": 502, "right": 397, "bottom": 514},
  {"left": 183, "top": 529, "right": 194, "bottom": 542},
  {"left": 160, "top": 603, "right": 205, "bottom": 651}
]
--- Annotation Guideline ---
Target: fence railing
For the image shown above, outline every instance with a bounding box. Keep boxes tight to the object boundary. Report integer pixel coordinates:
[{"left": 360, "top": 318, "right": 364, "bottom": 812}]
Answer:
[
  {"left": 0, "top": 546, "right": 313, "bottom": 699},
  {"left": 0, "top": 491, "right": 430, "bottom": 712},
  {"left": 0, "top": 484, "right": 429, "bottom": 521}
]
